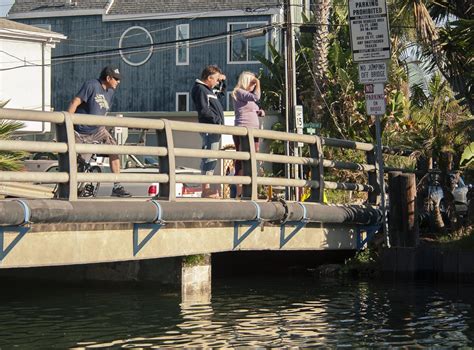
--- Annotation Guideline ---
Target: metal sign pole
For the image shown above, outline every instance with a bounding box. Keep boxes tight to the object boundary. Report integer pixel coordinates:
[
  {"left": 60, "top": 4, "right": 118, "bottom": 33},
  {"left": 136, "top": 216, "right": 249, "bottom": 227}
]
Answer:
[
  {"left": 375, "top": 115, "right": 389, "bottom": 247},
  {"left": 283, "top": 30, "right": 291, "bottom": 200},
  {"left": 284, "top": 0, "right": 298, "bottom": 200}
]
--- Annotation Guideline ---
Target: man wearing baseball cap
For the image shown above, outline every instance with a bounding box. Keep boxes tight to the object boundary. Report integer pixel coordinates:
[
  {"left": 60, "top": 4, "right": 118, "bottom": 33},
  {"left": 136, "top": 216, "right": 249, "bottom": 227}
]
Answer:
[{"left": 67, "top": 65, "right": 131, "bottom": 197}]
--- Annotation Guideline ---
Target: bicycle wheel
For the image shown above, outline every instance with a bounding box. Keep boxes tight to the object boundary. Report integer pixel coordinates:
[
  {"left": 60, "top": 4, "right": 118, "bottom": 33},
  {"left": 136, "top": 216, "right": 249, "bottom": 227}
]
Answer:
[
  {"left": 45, "top": 165, "right": 60, "bottom": 198},
  {"left": 78, "top": 166, "right": 101, "bottom": 197},
  {"left": 89, "top": 165, "right": 101, "bottom": 197},
  {"left": 78, "top": 182, "right": 94, "bottom": 197}
]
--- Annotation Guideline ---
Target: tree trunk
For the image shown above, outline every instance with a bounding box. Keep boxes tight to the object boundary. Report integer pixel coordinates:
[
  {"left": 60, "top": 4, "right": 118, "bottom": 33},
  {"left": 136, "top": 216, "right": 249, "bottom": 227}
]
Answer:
[
  {"left": 311, "top": 0, "right": 330, "bottom": 123},
  {"left": 432, "top": 200, "right": 446, "bottom": 234}
]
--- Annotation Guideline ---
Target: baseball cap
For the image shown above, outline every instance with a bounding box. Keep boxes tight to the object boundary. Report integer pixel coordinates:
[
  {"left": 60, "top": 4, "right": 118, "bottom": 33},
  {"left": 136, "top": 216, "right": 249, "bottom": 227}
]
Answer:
[{"left": 100, "top": 65, "right": 122, "bottom": 80}]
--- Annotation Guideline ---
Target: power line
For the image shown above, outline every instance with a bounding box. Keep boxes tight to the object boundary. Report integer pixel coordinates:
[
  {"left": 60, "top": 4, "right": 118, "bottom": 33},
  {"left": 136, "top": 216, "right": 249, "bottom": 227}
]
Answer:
[
  {"left": 63, "top": 11, "right": 214, "bottom": 41},
  {"left": 0, "top": 23, "right": 281, "bottom": 70},
  {"left": 7, "top": 4, "right": 282, "bottom": 42},
  {"left": 0, "top": 18, "right": 414, "bottom": 67},
  {"left": 0, "top": 49, "right": 36, "bottom": 65},
  {"left": 294, "top": 35, "right": 345, "bottom": 138},
  {"left": 52, "top": 23, "right": 276, "bottom": 60}
]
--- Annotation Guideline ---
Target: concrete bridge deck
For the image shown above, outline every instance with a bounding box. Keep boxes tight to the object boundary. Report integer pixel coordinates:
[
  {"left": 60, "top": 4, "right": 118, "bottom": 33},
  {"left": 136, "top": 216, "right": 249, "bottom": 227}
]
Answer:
[
  {"left": 0, "top": 221, "right": 361, "bottom": 269},
  {"left": 0, "top": 199, "right": 381, "bottom": 268}
]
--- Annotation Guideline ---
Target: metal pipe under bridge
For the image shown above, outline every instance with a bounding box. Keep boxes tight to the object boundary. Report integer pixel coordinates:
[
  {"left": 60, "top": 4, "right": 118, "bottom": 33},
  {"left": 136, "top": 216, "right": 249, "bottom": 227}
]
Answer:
[{"left": 0, "top": 108, "right": 402, "bottom": 269}]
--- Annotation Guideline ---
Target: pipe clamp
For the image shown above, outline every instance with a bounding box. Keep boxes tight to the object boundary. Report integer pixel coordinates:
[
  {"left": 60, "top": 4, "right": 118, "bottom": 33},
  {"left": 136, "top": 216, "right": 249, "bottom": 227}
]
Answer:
[
  {"left": 297, "top": 202, "right": 309, "bottom": 223},
  {"left": 277, "top": 198, "right": 289, "bottom": 224},
  {"left": 12, "top": 199, "right": 31, "bottom": 225},
  {"left": 149, "top": 199, "right": 163, "bottom": 224},
  {"left": 250, "top": 200, "right": 261, "bottom": 221}
]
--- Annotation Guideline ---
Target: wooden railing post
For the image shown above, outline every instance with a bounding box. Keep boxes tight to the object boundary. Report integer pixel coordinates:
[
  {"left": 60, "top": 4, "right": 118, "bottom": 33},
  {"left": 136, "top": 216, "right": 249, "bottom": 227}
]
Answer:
[
  {"left": 241, "top": 127, "right": 258, "bottom": 200},
  {"left": 55, "top": 112, "right": 77, "bottom": 200},
  {"left": 388, "top": 171, "right": 402, "bottom": 246},
  {"left": 400, "top": 173, "right": 419, "bottom": 247},
  {"left": 388, "top": 172, "right": 419, "bottom": 247},
  {"left": 156, "top": 119, "right": 176, "bottom": 201},
  {"left": 308, "top": 136, "right": 324, "bottom": 202}
]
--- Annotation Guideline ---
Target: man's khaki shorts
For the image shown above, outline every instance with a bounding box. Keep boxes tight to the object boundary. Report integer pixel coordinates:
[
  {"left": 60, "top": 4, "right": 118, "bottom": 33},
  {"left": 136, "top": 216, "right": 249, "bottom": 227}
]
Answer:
[{"left": 74, "top": 126, "right": 117, "bottom": 145}]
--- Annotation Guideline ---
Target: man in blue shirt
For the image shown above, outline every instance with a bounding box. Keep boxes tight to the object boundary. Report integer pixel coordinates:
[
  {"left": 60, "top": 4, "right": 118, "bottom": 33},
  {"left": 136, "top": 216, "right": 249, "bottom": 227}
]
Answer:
[{"left": 67, "top": 66, "right": 130, "bottom": 197}]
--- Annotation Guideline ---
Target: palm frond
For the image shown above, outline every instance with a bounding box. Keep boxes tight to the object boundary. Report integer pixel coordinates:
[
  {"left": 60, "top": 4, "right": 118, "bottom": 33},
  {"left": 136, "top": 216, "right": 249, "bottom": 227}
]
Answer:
[
  {"left": 0, "top": 120, "right": 24, "bottom": 139},
  {"left": 0, "top": 99, "right": 10, "bottom": 108},
  {"left": 0, "top": 105, "right": 26, "bottom": 170},
  {"left": 0, "top": 152, "right": 26, "bottom": 171}
]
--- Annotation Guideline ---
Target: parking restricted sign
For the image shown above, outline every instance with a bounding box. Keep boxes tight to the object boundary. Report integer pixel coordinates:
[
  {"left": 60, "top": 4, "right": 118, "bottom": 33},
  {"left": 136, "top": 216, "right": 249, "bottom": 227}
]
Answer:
[
  {"left": 349, "top": 0, "right": 387, "bottom": 17},
  {"left": 364, "top": 83, "right": 386, "bottom": 115},
  {"left": 349, "top": 0, "right": 391, "bottom": 62}
]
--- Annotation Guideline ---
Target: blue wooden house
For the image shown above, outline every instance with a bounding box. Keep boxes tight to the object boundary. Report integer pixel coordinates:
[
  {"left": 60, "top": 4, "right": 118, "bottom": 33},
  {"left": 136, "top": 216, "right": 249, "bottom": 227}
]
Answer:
[{"left": 8, "top": 0, "right": 283, "bottom": 113}]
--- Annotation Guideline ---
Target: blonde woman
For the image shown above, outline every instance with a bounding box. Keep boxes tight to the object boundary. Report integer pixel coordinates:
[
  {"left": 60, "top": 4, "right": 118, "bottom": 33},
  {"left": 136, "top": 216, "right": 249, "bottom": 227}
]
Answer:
[{"left": 232, "top": 71, "right": 265, "bottom": 197}]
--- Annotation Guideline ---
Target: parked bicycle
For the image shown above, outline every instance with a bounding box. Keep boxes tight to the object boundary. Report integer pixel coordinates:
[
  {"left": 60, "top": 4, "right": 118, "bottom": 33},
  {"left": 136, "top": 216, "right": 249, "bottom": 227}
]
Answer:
[
  {"left": 47, "top": 143, "right": 103, "bottom": 198},
  {"left": 77, "top": 151, "right": 102, "bottom": 197}
]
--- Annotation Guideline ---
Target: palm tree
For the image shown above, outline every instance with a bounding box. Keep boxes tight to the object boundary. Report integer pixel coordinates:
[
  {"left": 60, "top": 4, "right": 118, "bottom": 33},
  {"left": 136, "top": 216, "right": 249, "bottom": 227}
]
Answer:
[
  {"left": 434, "top": 18, "right": 473, "bottom": 113},
  {"left": 402, "top": 73, "right": 472, "bottom": 229},
  {"left": 0, "top": 101, "right": 26, "bottom": 171},
  {"left": 393, "top": 0, "right": 474, "bottom": 113},
  {"left": 406, "top": 74, "right": 470, "bottom": 167},
  {"left": 311, "top": 0, "right": 331, "bottom": 125},
  {"left": 256, "top": 45, "right": 285, "bottom": 112}
]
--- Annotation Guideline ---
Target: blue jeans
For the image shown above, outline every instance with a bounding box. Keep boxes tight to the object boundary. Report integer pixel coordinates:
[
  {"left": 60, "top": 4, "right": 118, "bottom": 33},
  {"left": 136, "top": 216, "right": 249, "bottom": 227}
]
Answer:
[{"left": 200, "top": 133, "right": 221, "bottom": 175}]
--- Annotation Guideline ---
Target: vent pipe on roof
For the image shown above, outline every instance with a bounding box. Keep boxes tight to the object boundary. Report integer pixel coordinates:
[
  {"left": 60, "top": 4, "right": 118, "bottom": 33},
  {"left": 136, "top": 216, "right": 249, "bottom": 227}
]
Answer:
[{"left": 105, "top": 0, "right": 115, "bottom": 14}]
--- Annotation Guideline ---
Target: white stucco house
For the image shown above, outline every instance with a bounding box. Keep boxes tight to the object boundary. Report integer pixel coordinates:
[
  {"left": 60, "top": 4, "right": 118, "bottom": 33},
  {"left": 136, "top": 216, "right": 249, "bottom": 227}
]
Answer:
[{"left": 0, "top": 18, "right": 65, "bottom": 132}]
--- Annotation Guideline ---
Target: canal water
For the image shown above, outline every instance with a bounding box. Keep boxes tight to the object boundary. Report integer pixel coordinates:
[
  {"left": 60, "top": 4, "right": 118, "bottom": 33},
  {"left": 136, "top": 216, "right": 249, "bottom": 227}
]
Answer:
[{"left": 0, "top": 276, "right": 473, "bottom": 348}]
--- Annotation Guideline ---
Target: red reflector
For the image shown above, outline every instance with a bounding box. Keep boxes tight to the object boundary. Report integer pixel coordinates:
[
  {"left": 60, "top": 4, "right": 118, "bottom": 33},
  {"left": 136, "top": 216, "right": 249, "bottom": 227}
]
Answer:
[{"left": 148, "top": 184, "right": 157, "bottom": 196}]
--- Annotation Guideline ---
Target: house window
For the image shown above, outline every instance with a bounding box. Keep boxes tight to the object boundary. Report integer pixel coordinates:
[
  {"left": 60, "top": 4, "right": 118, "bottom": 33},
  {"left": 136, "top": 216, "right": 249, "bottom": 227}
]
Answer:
[
  {"left": 176, "top": 93, "right": 189, "bottom": 111},
  {"left": 119, "top": 26, "right": 153, "bottom": 66},
  {"left": 226, "top": 92, "right": 234, "bottom": 112},
  {"left": 176, "top": 24, "right": 189, "bottom": 65},
  {"left": 228, "top": 22, "right": 267, "bottom": 64}
]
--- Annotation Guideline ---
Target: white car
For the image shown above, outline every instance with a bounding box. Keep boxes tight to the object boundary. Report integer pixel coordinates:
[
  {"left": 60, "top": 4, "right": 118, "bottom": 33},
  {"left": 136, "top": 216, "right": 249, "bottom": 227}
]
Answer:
[
  {"left": 96, "top": 155, "right": 202, "bottom": 197},
  {"left": 37, "top": 154, "right": 202, "bottom": 198}
]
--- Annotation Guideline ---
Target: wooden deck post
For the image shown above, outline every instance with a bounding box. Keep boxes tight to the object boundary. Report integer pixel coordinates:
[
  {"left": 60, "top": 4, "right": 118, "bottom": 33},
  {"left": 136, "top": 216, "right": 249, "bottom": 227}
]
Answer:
[
  {"left": 388, "top": 171, "right": 402, "bottom": 247},
  {"left": 388, "top": 172, "right": 419, "bottom": 247},
  {"left": 400, "top": 173, "right": 419, "bottom": 247}
]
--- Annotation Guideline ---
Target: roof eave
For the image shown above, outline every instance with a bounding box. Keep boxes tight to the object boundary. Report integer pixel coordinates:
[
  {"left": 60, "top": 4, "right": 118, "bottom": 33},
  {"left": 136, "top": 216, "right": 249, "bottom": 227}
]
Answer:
[
  {"left": 8, "top": 9, "right": 105, "bottom": 19},
  {"left": 0, "top": 29, "right": 67, "bottom": 43},
  {"left": 102, "top": 8, "right": 281, "bottom": 22}
]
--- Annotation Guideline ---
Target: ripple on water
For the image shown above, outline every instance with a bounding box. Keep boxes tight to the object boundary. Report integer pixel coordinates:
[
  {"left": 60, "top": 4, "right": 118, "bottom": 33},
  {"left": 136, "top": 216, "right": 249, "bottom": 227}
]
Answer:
[{"left": 0, "top": 279, "right": 473, "bottom": 348}]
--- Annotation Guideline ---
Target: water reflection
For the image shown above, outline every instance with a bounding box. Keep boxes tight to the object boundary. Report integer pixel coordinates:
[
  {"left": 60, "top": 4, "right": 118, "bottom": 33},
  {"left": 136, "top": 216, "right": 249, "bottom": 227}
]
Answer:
[{"left": 0, "top": 278, "right": 473, "bottom": 348}]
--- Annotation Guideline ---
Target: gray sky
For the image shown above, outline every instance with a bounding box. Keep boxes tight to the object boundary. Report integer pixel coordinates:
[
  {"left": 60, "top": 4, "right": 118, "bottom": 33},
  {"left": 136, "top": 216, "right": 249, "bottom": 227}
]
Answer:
[{"left": 0, "top": 0, "right": 14, "bottom": 17}]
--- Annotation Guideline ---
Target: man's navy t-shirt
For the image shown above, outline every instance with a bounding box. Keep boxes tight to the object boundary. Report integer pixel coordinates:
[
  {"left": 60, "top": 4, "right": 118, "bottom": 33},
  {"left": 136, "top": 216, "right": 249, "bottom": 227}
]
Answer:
[{"left": 74, "top": 79, "right": 115, "bottom": 134}]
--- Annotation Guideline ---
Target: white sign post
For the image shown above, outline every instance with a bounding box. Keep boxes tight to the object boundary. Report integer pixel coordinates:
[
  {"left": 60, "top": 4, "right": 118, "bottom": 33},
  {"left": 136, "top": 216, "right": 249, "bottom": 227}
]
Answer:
[{"left": 295, "top": 105, "right": 304, "bottom": 148}]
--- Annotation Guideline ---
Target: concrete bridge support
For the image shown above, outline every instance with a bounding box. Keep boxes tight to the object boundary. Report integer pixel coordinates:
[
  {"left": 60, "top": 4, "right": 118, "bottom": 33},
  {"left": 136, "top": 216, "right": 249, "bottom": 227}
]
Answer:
[{"left": 0, "top": 254, "right": 212, "bottom": 302}]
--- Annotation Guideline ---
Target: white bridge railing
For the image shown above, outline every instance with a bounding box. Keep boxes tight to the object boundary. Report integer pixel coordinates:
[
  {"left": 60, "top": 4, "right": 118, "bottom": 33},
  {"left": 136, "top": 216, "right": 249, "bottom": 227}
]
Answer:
[{"left": 0, "top": 108, "right": 385, "bottom": 203}]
